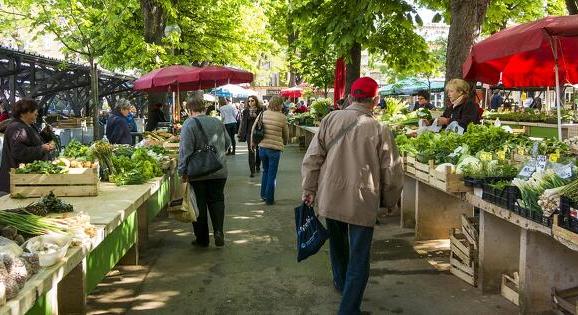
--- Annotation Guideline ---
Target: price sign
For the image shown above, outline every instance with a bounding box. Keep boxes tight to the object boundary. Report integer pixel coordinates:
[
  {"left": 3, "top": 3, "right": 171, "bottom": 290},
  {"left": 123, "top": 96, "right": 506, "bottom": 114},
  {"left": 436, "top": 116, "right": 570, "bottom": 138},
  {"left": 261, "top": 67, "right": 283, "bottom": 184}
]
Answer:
[
  {"left": 517, "top": 147, "right": 526, "bottom": 156},
  {"left": 549, "top": 153, "right": 560, "bottom": 162},
  {"left": 519, "top": 164, "right": 536, "bottom": 177},
  {"left": 480, "top": 152, "right": 493, "bottom": 161},
  {"left": 555, "top": 164, "right": 573, "bottom": 179},
  {"left": 497, "top": 151, "right": 506, "bottom": 160},
  {"left": 536, "top": 155, "right": 547, "bottom": 172}
]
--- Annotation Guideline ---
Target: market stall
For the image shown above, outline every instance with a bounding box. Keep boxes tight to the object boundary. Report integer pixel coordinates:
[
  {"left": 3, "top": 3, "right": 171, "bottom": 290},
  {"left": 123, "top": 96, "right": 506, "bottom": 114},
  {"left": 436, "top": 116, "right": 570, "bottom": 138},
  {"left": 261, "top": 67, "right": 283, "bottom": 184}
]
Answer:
[{"left": 0, "top": 136, "right": 177, "bottom": 314}]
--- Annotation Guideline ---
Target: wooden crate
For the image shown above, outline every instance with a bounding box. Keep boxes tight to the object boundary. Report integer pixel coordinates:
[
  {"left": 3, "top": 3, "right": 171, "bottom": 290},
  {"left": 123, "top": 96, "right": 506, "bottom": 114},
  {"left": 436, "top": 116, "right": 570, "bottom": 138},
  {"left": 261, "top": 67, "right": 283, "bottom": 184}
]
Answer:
[
  {"left": 10, "top": 166, "right": 99, "bottom": 198},
  {"left": 429, "top": 164, "right": 472, "bottom": 193},
  {"left": 552, "top": 215, "right": 578, "bottom": 250},
  {"left": 461, "top": 214, "right": 479, "bottom": 250},
  {"left": 414, "top": 160, "right": 431, "bottom": 183},
  {"left": 406, "top": 156, "right": 416, "bottom": 175},
  {"left": 450, "top": 228, "right": 477, "bottom": 287},
  {"left": 553, "top": 286, "right": 578, "bottom": 314},
  {"left": 501, "top": 273, "right": 520, "bottom": 306}
]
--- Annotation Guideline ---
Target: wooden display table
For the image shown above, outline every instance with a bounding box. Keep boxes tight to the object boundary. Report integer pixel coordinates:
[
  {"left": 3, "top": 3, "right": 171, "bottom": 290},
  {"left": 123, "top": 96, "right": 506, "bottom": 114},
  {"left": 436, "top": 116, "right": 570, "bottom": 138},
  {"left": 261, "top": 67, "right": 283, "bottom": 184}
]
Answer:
[
  {"left": 467, "top": 193, "right": 578, "bottom": 314},
  {"left": 486, "top": 120, "right": 578, "bottom": 139},
  {"left": 0, "top": 174, "right": 172, "bottom": 315},
  {"left": 401, "top": 173, "right": 473, "bottom": 240}
]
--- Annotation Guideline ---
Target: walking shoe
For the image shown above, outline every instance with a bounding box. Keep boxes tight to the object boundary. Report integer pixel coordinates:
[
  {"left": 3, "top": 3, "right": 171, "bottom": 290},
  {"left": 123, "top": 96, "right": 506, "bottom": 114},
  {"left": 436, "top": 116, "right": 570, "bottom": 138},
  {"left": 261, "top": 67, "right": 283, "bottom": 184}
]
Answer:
[
  {"left": 214, "top": 231, "right": 225, "bottom": 247},
  {"left": 250, "top": 172, "right": 255, "bottom": 178}
]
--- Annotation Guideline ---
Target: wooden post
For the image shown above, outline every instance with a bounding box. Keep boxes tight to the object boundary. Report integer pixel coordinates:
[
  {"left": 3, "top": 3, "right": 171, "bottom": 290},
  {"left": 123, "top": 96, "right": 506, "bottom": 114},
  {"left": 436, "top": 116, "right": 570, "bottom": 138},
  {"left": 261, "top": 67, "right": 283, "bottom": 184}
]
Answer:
[
  {"left": 58, "top": 260, "right": 87, "bottom": 314},
  {"left": 401, "top": 175, "right": 417, "bottom": 228}
]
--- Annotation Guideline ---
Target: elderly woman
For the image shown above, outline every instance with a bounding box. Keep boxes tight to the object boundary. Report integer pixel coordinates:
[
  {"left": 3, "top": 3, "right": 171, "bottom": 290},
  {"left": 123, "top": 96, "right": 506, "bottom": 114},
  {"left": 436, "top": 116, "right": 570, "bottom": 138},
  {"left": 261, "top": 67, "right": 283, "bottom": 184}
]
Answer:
[
  {"left": 178, "top": 92, "right": 231, "bottom": 247},
  {"left": 106, "top": 99, "right": 132, "bottom": 145},
  {"left": 437, "top": 79, "right": 481, "bottom": 130},
  {"left": 0, "top": 98, "right": 55, "bottom": 193},
  {"left": 251, "top": 96, "right": 288, "bottom": 205}
]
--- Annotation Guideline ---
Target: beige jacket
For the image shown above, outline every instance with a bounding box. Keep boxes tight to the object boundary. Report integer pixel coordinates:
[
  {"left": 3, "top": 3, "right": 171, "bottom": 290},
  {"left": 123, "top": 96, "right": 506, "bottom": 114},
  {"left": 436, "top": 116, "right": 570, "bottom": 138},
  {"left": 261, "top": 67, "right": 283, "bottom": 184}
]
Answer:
[
  {"left": 301, "top": 105, "right": 403, "bottom": 227},
  {"left": 252, "top": 110, "right": 289, "bottom": 151}
]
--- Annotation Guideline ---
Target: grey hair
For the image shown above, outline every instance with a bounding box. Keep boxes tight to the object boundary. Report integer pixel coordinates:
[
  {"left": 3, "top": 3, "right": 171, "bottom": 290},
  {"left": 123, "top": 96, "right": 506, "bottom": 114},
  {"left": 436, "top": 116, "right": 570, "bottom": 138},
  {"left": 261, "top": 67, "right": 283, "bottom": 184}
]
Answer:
[
  {"left": 115, "top": 98, "right": 132, "bottom": 111},
  {"left": 186, "top": 91, "right": 206, "bottom": 113}
]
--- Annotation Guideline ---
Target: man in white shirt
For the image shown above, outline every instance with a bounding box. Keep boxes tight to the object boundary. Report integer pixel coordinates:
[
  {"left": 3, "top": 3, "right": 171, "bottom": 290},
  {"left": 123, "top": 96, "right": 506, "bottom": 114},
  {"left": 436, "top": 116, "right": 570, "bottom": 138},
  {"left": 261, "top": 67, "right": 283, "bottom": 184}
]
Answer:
[{"left": 220, "top": 97, "right": 239, "bottom": 155}]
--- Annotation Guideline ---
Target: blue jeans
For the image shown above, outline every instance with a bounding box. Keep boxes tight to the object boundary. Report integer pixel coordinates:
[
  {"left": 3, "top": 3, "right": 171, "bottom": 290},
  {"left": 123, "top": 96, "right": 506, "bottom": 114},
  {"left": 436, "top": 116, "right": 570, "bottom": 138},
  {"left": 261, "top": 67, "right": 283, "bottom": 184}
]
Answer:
[
  {"left": 258, "top": 147, "right": 281, "bottom": 203},
  {"left": 326, "top": 218, "right": 374, "bottom": 315}
]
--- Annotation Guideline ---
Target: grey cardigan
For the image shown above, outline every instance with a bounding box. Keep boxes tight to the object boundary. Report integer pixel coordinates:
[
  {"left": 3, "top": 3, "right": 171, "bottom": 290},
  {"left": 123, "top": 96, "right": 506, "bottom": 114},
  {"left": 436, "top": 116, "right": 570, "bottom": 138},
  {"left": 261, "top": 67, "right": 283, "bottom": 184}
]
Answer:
[{"left": 178, "top": 115, "right": 231, "bottom": 181}]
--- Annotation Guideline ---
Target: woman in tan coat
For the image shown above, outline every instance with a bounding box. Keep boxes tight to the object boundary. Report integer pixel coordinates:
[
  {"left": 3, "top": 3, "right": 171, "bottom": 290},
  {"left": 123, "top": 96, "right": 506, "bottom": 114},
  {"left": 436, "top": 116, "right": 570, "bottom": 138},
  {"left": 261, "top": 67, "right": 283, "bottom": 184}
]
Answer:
[{"left": 251, "top": 96, "right": 288, "bottom": 205}]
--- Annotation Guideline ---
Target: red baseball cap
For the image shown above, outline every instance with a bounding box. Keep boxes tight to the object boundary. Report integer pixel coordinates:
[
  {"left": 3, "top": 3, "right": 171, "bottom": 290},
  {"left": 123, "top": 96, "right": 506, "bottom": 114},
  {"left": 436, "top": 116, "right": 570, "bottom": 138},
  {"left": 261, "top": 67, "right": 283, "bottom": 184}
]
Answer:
[{"left": 350, "top": 77, "right": 379, "bottom": 98}]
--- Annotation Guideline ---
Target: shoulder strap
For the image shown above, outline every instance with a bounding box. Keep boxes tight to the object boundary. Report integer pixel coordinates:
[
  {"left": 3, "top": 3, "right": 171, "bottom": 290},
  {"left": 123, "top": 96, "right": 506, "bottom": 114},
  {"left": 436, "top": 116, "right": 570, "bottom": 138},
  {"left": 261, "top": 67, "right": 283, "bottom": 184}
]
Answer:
[
  {"left": 323, "top": 112, "right": 363, "bottom": 152},
  {"left": 192, "top": 117, "right": 210, "bottom": 145}
]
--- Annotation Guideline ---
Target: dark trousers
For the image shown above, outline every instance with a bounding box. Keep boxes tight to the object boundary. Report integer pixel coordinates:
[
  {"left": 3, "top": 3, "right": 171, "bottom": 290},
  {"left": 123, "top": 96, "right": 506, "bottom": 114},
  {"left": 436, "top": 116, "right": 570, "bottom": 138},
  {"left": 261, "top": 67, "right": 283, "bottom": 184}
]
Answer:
[
  {"left": 225, "top": 123, "right": 236, "bottom": 153},
  {"left": 326, "top": 218, "right": 374, "bottom": 315},
  {"left": 191, "top": 178, "right": 227, "bottom": 245},
  {"left": 248, "top": 139, "right": 261, "bottom": 173}
]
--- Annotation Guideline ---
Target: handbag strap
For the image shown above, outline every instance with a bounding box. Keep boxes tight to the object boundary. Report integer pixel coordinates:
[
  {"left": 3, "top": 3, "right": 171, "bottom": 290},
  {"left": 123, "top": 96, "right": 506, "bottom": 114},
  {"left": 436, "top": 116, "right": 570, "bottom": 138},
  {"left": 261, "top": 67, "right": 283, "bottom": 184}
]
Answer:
[
  {"left": 192, "top": 117, "right": 210, "bottom": 145},
  {"left": 323, "top": 113, "right": 364, "bottom": 152}
]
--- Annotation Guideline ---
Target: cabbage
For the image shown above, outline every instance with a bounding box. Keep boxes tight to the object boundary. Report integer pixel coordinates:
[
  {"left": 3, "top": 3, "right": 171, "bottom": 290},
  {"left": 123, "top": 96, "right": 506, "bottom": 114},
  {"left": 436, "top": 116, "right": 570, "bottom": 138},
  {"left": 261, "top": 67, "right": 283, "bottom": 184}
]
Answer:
[{"left": 456, "top": 156, "right": 481, "bottom": 175}]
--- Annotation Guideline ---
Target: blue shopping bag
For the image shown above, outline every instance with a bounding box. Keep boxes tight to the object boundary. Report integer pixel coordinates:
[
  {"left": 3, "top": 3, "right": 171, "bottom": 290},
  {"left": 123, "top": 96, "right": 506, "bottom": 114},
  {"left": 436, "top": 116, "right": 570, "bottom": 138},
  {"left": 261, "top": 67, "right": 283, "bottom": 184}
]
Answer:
[{"left": 295, "top": 202, "right": 329, "bottom": 262}]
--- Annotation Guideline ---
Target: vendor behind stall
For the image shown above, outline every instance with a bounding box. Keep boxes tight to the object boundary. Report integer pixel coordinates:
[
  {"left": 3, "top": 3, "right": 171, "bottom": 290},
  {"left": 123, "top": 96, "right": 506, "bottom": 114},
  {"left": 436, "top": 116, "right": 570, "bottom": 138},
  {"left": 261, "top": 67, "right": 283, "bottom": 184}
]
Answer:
[
  {"left": 436, "top": 79, "right": 481, "bottom": 130},
  {"left": 145, "top": 103, "right": 166, "bottom": 131},
  {"left": 0, "top": 98, "right": 55, "bottom": 194},
  {"left": 106, "top": 99, "right": 132, "bottom": 145}
]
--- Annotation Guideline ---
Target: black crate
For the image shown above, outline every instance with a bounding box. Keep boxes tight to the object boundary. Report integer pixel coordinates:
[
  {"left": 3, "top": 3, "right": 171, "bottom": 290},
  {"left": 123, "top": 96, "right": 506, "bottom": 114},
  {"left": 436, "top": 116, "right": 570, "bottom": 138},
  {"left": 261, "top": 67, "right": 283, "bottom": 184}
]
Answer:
[
  {"left": 482, "top": 184, "right": 520, "bottom": 211},
  {"left": 464, "top": 177, "right": 484, "bottom": 187},
  {"left": 560, "top": 196, "right": 578, "bottom": 233}
]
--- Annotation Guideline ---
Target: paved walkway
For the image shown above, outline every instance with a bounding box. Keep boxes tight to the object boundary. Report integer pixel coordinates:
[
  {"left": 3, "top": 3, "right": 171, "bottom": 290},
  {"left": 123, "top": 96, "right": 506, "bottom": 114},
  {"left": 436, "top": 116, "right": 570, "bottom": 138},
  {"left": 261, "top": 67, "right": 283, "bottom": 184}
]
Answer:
[{"left": 87, "top": 143, "right": 517, "bottom": 314}]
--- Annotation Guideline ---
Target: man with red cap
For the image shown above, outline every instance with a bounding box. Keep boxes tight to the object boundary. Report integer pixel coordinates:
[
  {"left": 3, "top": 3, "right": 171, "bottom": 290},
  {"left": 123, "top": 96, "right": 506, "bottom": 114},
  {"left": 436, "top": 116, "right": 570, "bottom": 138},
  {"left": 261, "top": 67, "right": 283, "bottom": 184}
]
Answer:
[{"left": 301, "top": 77, "right": 403, "bottom": 314}]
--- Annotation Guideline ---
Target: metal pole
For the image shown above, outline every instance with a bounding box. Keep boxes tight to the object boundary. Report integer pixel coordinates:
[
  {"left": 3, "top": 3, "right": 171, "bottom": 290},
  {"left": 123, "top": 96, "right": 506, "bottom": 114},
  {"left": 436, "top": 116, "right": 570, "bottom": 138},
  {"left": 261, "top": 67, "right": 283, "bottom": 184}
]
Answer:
[{"left": 551, "top": 38, "right": 562, "bottom": 140}]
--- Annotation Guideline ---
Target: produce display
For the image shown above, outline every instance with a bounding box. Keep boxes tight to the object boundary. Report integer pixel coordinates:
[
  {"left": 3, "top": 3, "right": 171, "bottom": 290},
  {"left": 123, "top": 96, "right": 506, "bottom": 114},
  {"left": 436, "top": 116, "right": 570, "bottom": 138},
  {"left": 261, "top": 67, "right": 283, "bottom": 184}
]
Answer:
[
  {"left": 0, "top": 250, "right": 40, "bottom": 300},
  {"left": 396, "top": 122, "right": 578, "bottom": 227},
  {"left": 15, "top": 161, "right": 66, "bottom": 174},
  {"left": 484, "top": 109, "right": 578, "bottom": 124},
  {"left": 143, "top": 131, "right": 179, "bottom": 143}
]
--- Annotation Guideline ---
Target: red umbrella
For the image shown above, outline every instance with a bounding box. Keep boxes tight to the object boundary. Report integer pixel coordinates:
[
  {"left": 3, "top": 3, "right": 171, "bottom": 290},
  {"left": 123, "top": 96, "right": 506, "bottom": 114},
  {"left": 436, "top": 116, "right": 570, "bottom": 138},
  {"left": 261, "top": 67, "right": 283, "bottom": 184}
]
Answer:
[
  {"left": 134, "top": 65, "right": 254, "bottom": 92},
  {"left": 333, "top": 58, "right": 346, "bottom": 106},
  {"left": 188, "top": 66, "right": 254, "bottom": 89},
  {"left": 280, "top": 86, "right": 303, "bottom": 98},
  {"left": 462, "top": 16, "right": 578, "bottom": 139},
  {"left": 133, "top": 65, "right": 200, "bottom": 92}
]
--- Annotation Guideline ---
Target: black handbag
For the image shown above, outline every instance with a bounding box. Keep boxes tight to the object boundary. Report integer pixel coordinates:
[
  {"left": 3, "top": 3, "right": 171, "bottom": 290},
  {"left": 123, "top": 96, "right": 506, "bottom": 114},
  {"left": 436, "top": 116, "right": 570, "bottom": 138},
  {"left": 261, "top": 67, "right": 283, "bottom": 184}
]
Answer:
[
  {"left": 252, "top": 111, "right": 265, "bottom": 144},
  {"left": 185, "top": 118, "right": 223, "bottom": 179}
]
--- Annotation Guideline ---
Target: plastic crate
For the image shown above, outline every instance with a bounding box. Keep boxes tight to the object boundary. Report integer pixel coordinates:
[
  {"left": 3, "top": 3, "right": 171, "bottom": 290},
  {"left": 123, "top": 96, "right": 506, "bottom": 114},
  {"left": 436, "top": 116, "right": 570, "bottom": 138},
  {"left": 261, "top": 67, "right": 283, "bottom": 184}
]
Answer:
[
  {"left": 481, "top": 184, "right": 520, "bottom": 211},
  {"left": 560, "top": 197, "right": 578, "bottom": 233}
]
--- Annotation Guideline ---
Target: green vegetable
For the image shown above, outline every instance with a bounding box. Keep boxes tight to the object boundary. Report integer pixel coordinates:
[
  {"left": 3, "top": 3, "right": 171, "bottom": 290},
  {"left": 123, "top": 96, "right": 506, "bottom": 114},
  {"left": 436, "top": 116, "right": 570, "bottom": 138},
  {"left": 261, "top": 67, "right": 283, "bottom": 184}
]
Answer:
[
  {"left": 15, "top": 161, "right": 66, "bottom": 174},
  {"left": 0, "top": 211, "right": 69, "bottom": 235},
  {"left": 62, "top": 139, "right": 91, "bottom": 159}
]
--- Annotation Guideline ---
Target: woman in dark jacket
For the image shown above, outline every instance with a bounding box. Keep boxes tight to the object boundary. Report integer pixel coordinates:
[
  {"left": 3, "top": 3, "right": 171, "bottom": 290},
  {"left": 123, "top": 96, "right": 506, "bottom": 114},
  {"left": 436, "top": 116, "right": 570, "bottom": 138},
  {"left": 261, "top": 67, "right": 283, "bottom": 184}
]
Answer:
[
  {"left": 0, "top": 99, "right": 55, "bottom": 193},
  {"left": 178, "top": 92, "right": 231, "bottom": 247},
  {"left": 237, "top": 95, "right": 263, "bottom": 177},
  {"left": 145, "top": 103, "right": 166, "bottom": 131},
  {"left": 437, "top": 79, "right": 480, "bottom": 130},
  {"left": 106, "top": 100, "right": 132, "bottom": 145}
]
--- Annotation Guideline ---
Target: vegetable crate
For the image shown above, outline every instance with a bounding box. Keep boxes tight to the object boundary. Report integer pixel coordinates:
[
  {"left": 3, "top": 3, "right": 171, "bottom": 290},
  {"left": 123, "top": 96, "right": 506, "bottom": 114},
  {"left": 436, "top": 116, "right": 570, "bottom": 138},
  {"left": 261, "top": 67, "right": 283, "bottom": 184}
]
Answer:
[
  {"left": 10, "top": 166, "right": 99, "bottom": 198},
  {"left": 405, "top": 156, "right": 416, "bottom": 175},
  {"left": 553, "top": 286, "right": 578, "bottom": 314},
  {"left": 449, "top": 228, "right": 477, "bottom": 287},
  {"left": 501, "top": 273, "right": 520, "bottom": 306},
  {"left": 413, "top": 160, "right": 431, "bottom": 183},
  {"left": 481, "top": 184, "right": 520, "bottom": 211},
  {"left": 553, "top": 214, "right": 578, "bottom": 249},
  {"left": 429, "top": 163, "right": 472, "bottom": 193}
]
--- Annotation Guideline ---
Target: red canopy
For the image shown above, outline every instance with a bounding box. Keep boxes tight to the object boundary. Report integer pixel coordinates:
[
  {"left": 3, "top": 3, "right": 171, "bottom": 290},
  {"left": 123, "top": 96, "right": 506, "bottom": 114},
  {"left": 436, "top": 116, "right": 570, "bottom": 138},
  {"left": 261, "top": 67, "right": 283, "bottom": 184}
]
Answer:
[
  {"left": 463, "top": 16, "right": 578, "bottom": 88},
  {"left": 134, "top": 65, "right": 254, "bottom": 92},
  {"left": 134, "top": 65, "right": 200, "bottom": 92},
  {"left": 280, "top": 86, "right": 302, "bottom": 98},
  {"left": 333, "top": 58, "right": 346, "bottom": 105}
]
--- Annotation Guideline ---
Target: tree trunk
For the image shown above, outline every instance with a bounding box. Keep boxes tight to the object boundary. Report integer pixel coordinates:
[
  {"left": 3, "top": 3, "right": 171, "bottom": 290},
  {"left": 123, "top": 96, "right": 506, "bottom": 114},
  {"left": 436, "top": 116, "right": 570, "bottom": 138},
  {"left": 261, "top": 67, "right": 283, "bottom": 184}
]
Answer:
[
  {"left": 345, "top": 42, "right": 362, "bottom": 96},
  {"left": 140, "top": 0, "right": 166, "bottom": 44},
  {"left": 567, "top": 0, "right": 578, "bottom": 14},
  {"left": 445, "top": 0, "right": 490, "bottom": 82}
]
